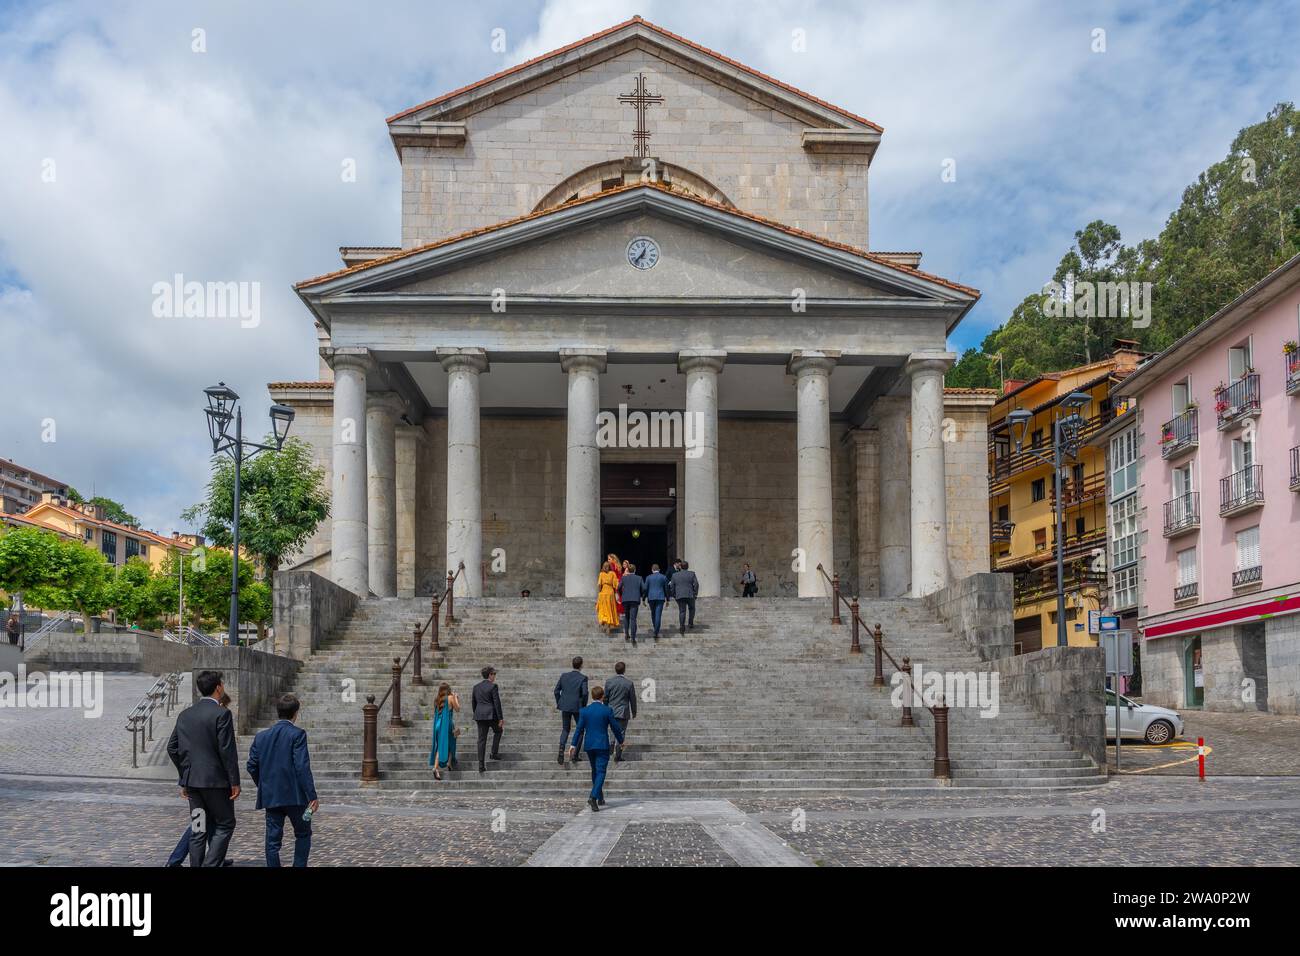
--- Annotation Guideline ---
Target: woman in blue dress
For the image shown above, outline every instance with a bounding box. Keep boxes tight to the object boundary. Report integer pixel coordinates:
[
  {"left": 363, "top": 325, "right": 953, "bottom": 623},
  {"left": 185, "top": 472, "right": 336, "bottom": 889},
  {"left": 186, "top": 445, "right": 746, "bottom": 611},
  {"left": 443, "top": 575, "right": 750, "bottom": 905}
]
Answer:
[{"left": 429, "top": 682, "right": 460, "bottom": 780}]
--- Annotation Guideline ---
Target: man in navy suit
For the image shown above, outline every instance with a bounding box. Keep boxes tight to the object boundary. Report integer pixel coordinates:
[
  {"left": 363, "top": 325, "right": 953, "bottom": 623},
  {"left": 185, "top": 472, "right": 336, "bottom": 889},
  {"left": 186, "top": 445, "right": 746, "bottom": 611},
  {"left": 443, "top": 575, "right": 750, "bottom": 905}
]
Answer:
[
  {"left": 553, "top": 657, "right": 588, "bottom": 765},
  {"left": 568, "top": 685, "right": 625, "bottom": 812},
  {"left": 618, "top": 563, "right": 646, "bottom": 645},
  {"left": 644, "top": 564, "right": 669, "bottom": 640},
  {"left": 246, "top": 693, "right": 319, "bottom": 867}
]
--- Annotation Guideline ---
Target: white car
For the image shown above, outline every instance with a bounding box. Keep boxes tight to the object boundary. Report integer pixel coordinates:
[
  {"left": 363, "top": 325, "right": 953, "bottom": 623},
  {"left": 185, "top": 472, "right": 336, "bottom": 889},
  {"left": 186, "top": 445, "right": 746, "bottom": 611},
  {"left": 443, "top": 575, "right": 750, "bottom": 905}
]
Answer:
[{"left": 1105, "top": 689, "right": 1184, "bottom": 744}]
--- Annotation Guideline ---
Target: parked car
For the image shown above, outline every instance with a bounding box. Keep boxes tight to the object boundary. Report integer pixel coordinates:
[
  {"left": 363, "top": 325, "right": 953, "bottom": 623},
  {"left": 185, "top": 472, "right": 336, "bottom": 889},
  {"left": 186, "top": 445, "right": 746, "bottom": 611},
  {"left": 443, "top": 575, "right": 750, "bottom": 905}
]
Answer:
[{"left": 1105, "top": 689, "right": 1184, "bottom": 744}]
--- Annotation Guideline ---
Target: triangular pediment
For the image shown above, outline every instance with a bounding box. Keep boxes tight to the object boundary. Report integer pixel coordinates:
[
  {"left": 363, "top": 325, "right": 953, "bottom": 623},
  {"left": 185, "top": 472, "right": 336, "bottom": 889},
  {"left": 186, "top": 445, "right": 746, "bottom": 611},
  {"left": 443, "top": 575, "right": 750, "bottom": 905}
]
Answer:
[
  {"left": 388, "top": 17, "right": 880, "bottom": 135},
  {"left": 296, "top": 185, "right": 977, "bottom": 306}
]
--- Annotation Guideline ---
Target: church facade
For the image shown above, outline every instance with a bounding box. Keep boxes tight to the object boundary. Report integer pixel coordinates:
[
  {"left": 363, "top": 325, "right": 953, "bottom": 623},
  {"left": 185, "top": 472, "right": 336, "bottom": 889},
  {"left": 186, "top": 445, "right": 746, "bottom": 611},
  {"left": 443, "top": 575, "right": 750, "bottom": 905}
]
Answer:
[{"left": 272, "top": 17, "right": 994, "bottom": 602}]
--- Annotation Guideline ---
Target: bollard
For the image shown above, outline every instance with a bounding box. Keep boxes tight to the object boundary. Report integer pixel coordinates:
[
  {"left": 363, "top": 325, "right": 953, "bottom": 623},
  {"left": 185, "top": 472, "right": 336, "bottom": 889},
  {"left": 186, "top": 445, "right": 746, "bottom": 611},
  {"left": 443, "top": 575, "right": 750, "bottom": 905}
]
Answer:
[
  {"left": 430, "top": 593, "right": 441, "bottom": 652},
  {"left": 849, "top": 598, "right": 861, "bottom": 653},
  {"left": 932, "top": 697, "right": 951, "bottom": 778},
  {"left": 361, "top": 696, "right": 379, "bottom": 781},
  {"left": 412, "top": 626, "right": 424, "bottom": 685},
  {"left": 899, "top": 657, "right": 915, "bottom": 727},
  {"left": 1198, "top": 736, "right": 1206, "bottom": 781},
  {"left": 831, "top": 573, "right": 842, "bottom": 625},
  {"left": 445, "top": 570, "right": 456, "bottom": 625},
  {"left": 872, "top": 624, "right": 885, "bottom": 687},
  {"left": 389, "top": 657, "right": 403, "bottom": 727}
]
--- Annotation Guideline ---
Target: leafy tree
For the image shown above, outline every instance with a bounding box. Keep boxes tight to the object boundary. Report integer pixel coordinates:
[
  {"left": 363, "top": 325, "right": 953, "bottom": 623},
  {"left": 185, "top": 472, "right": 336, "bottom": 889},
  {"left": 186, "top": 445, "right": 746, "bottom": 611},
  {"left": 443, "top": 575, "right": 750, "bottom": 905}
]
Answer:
[
  {"left": 64, "top": 487, "right": 139, "bottom": 527},
  {"left": 108, "top": 557, "right": 167, "bottom": 625},
  {"left": 177, "top": 547, "right": 256, "bottom": 630},
  {"left": 182, "top": 436, "right": 329, "bottom": 585},
  {"left": 946, "top": 347, "right": 999, "bottom": 389},
  {"left": 24, "top": 536, "right": 113, "bottom": 625},
  {"left": 0, "top": 526, "right": 62, "bottom": 600}
]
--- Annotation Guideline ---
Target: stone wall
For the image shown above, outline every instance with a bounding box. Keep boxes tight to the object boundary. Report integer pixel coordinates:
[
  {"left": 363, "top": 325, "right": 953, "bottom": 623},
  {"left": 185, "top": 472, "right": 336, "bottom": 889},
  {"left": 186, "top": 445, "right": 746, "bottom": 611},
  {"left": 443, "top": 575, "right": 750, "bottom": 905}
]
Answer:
[
  {"left": 943, "top": 397, "right": 994, "bottom": 582},
  {"left": 480, "top": 417, "right": 567, "bottom": 596},
  {"left": 923, "top": 572, "right": 1016, "bottom": 663},
  {"left": 401, "top": 47, "right": 870, "bottom": 250},
  {"left": 1138, "top": 636, "right": 1185, "bottom": 709},
  {"left": 24, "top": 631, "right": 193, "bottom": 675},
  {"left": 191, "top": 646, "right": 301, "bottom": 736},
  {"left": 1265, "top": 615, "right": 1300, "bottom": 715},
  {"left": 980, "top": 645, "right": 1107, "bottom": 768},
  {"left": 272, "top": 570, "right": 359, "bottom": 661}
]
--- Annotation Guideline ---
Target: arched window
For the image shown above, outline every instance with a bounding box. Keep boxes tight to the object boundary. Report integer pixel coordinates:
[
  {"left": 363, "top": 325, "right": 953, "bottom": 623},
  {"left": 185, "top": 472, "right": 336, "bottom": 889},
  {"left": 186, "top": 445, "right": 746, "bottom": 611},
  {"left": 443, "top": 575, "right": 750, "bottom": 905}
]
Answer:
[{"left": 533, "top": 160, "right": 733, "bottom": 213}]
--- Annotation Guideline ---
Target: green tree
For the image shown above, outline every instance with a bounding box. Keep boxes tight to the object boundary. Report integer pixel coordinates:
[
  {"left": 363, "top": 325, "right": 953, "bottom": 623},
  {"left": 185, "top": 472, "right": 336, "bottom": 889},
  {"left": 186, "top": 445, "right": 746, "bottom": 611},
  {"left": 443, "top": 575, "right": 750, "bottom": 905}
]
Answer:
[
  {"left": 0, "top": 526, "right": 62, "bottom": 601},
  {"left": 64, "top": 487, "right": 139, "bottom": 527},
  {"left": 179, "top": 547, "right": 256, "bottom": 630},
  {"left": 24, "top": 536, "right": 113, "bottom": 625},
  {"left": 182, "top": 436, "right": 329, "bottom": 585},
  {"left": 108, "top": 557, "right": 166, "bottom": 625}
]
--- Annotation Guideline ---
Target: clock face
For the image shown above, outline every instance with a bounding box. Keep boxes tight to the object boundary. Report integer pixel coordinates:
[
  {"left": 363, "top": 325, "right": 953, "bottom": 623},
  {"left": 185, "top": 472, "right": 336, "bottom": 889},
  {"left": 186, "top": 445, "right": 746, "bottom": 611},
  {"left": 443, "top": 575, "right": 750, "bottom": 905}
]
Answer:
[{"left": 626, "top": 236, "right": 659, "bottom": 270}]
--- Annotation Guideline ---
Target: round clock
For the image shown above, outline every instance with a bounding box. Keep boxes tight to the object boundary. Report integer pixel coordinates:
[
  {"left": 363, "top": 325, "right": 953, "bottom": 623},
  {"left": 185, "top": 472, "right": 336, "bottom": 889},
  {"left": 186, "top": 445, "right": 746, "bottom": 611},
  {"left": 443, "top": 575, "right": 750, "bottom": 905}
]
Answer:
[{"left": 626, "top": 236, "right": 659, "bottom": 270}]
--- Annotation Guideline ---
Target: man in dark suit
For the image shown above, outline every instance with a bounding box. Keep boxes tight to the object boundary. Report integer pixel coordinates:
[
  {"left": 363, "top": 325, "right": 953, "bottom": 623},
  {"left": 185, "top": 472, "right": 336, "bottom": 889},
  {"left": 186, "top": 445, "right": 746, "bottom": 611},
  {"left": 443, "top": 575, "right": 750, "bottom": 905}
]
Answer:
[
  {"left": 568, "top": 685, "right": 625, "bottom": 811},
  {"left": 644, "top": 564, "right": 669, "bottom": 641},
  {"left": 167, "top": 669, "right": 241, "bottom": 867},
  {"left": 553, "top": 656, "right": 588, "bottom": 765},
  {"left": 604, "top": 661, "right": 637, "bottom": 763},
  {"left": 471, "top": 665, "right": 504, "bottom": 773},
  {"left": 246, "top": 693, "right": 319, "bottom": 867},
  {"left": 618, "top": 563, "right": 646, "bottom": 645},
  {"left": 671, "top": 561, "right": 700, "bottom": 634}
]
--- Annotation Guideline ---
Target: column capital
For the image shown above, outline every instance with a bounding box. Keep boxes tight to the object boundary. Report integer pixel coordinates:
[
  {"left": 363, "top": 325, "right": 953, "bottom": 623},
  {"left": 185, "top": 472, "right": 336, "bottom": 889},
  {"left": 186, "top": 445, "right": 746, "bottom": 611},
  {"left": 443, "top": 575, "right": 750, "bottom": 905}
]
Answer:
[
  {"left": 788, "top": 349, "right": 840, "bottom": 377},
  {"left": 395, "top": 422, "right": 428, "bottom": 446},
  {"left": 321, "top": 346, "right": 376, "bottom": 374},
  {"left": 437, "top": 347, "right": 489, "bottom": 374},
  {"left": 366, "top": 390, "right": 408, "bottom": 416},
  {"left": 677, "top": 349, "right": 727, "bottom": 375},
  {"left": 904, "top": 350, "right": 957, "bottom": 378},
  {"left": 559, "top": 348, "right": 607, "bottom": 374}
]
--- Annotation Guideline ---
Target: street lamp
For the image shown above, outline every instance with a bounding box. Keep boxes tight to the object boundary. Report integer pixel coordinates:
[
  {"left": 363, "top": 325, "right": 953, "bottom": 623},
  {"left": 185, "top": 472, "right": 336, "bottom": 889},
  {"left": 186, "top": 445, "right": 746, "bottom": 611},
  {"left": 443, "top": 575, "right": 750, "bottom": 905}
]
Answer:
[
  {"left": 1007, "top": 390, "right": 1092, "bottom": 648},
  {"left": 202, "top": 383, "right": 295, "bottom": 647}
]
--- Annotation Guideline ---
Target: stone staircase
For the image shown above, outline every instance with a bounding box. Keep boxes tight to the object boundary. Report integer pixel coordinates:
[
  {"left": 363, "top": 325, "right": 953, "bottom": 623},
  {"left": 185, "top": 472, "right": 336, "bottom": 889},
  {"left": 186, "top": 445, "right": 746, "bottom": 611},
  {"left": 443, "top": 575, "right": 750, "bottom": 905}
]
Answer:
[{"left": 240, "top": 596, "right": 1106, "bottom": 798}]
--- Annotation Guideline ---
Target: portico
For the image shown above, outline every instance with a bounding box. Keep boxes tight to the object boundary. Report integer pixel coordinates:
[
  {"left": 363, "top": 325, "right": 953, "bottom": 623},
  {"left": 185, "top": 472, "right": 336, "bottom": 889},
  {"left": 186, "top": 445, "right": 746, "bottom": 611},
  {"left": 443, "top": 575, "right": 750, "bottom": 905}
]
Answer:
[{"left": 275, "top": 17, "right": 987, "bottom": 604}]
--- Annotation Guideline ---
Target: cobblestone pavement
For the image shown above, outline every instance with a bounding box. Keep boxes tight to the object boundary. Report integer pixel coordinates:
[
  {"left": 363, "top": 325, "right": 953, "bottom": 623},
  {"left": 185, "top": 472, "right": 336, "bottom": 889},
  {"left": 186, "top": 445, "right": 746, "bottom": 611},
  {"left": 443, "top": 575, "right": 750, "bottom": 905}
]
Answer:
[
  {"left": 0, "top": 671, "right": 189, "bottom": 780},
  {"left": 1, "top": 773, "right": 1296, "bottom": 866},
  {"left": 1107, "top": 710, "right": 1300, "bottom": 776}
]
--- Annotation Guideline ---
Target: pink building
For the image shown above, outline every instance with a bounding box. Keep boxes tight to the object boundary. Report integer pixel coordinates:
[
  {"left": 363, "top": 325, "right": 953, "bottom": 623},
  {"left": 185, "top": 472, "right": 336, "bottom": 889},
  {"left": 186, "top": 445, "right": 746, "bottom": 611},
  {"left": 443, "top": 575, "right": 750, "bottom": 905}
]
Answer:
[{"left": 1114, "top": 253, "right": 1300, "bottom": 715}]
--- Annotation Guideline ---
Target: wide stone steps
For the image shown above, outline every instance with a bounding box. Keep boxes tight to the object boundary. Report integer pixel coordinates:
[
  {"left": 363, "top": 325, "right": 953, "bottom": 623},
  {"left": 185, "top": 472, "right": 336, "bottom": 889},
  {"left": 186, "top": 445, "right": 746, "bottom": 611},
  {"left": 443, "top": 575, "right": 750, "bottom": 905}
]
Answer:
[{"left": 245, "top": 596, "right": 1105, "bottom": 797}]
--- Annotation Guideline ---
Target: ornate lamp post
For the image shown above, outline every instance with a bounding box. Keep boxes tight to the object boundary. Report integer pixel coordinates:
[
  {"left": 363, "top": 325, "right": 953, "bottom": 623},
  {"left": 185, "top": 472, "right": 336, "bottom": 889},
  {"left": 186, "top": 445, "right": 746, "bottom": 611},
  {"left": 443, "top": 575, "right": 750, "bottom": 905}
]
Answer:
[
  {"left": 1006, "top": 390, "right": 1092, "bottom": 648},
  {"left": 203, "top": 383, "right": 295, "bottom": 647}
]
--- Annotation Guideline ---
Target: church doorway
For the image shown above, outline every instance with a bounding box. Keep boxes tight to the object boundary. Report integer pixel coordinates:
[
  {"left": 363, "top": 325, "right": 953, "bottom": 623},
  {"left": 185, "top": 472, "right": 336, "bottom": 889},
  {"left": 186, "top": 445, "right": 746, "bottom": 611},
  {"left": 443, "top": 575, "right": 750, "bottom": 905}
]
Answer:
[{"left": 600, "top": 462, "right": 676, "bottom": 575}]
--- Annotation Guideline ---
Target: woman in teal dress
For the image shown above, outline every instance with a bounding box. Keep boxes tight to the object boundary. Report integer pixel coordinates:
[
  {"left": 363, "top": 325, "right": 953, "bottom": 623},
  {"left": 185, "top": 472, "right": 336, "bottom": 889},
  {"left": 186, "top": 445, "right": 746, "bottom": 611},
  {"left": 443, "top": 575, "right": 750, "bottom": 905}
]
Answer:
[{"left": 429, "top": 682, "right": 460, "bottom": 780}]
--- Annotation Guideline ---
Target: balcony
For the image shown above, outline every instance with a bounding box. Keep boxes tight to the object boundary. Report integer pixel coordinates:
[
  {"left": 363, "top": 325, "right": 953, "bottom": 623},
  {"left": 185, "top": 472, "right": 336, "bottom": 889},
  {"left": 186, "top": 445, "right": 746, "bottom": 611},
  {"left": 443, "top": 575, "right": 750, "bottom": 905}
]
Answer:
[
  {"left": 1232, "top": 565, "right": 1263, "bottom": 589},
  {"left": 1292, "top": 446, "right": 1300, "bottom": 493},
  {"left": 988, "top": 405, "right": 1119, "bottom": 489},
  {"left": 990, "top": 520, "right": 1015, "bottom": 543},
  {"left": 1214, "top": 374, "right": 1261, "bottom": 429},
  {"left": 1050, "top": 472, "right": 1106, "bottom": 509},
  {"left": 1220, "top": 465, "right": 1264, "bottom": 516},
  {"left": 1013, "top": 565, "right": 1107, "bottom": 606},
  {"left": 1159, "top": 407, "right": 1199, "bottom": 459},
  {"left": 1174, "top": 581, "right": 1199, "bottom": 602},
  {"left": 1287, "top": 351, "right": 1300, "bottom": 396},
  {"left": 1163, "top": 492, "right": 1200, "bottom": 537}
]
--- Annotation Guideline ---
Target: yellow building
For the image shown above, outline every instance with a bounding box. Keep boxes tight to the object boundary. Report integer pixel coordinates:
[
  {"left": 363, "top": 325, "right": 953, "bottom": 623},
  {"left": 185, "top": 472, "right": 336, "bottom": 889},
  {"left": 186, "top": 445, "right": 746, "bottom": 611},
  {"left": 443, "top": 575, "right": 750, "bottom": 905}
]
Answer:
[
  {"left": 987, "top": 345, "right": 1141, "bottom": 651},
  {"left": 17, "top": 494, "right": 194, "bottom": 572}
]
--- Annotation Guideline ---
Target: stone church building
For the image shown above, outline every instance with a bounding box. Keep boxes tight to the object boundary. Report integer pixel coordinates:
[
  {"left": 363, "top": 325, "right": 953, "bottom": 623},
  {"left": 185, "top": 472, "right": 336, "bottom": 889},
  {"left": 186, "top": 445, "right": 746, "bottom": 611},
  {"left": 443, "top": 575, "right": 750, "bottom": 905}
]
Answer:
[{"left": 271, "top": 17, "right": 994, "bottom": 601}]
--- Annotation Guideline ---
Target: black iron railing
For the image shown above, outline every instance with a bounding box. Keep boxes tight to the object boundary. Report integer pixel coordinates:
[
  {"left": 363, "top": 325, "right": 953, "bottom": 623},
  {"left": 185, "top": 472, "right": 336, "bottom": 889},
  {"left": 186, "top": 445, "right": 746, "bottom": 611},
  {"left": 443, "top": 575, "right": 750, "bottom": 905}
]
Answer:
[
  {"left": 1214, "top": 374, "right": 1261, "bottom": 428},
  {"left": 1287, "top": 352, "right": 1300, "bottom": 395},
  {"left": 1159, "top": 407, "right": 1199, "bottom": 458},
  {"left": 1232, "top": 565, "right": 1263, "bottom": 588},
  {"left": 1163, "top": 492, "right": 1200, "bottom": 536},
  {"left": 1291, "top": 445, "right": 1300, "bottom": 491},
  {"left": 990, "top": 520, "right": 1015, "bottom": 542},
  {"left": 1174, "top": 582, "right": 1199, "bottom": 602},
  {"left": 1220, "top": 465, "right": 1264, "bottom": 514}
]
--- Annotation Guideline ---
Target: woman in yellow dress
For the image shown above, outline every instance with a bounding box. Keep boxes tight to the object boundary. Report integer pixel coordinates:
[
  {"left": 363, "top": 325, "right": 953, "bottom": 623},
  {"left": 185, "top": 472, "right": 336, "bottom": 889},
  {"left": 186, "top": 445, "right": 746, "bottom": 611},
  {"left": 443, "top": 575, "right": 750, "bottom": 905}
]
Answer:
[{"left": 596, "top": 560, "right": 620, "bottom": 631}]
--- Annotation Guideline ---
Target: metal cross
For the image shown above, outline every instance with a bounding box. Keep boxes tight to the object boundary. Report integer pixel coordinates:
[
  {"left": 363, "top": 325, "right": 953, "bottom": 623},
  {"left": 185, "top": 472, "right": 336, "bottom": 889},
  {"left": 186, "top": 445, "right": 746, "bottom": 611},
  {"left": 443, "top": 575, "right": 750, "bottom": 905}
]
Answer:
[{"left": 617, "top": 72, "right": 664, "bottom": 158}]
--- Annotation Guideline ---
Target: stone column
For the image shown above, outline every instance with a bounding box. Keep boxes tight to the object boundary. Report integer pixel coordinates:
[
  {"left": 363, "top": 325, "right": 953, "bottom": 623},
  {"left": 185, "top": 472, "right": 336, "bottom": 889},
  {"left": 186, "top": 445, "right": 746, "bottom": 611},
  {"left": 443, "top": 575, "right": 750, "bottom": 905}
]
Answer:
[
  {"left": 326, "top": 348, "right": 374, "bottom": 597},
  {"left": 395, "top": 423, "right": 425, "bottom": 599},
  {"left": 790, "top": 351, "right": 838, "bottom": 597},
  {"left": 438, "top": 348, "right": 488, "bottom": 598},
  {"left": 906, "top": 351, "right": 956, "bottom": 597},
  {"left": 365, "top": 391, "right": 404, "bottom": 598},
  {"left": 678, "top": 350, "right": 725, "bottom": 597},
  {"left": 850, "top": 429, "right": 881, "bottom": 598},
  {"left": 876, "top": 396, "right": 911, "bottom": 598},
  {"left": 561, "top": 349, "right": 606, "bottom": 598}
]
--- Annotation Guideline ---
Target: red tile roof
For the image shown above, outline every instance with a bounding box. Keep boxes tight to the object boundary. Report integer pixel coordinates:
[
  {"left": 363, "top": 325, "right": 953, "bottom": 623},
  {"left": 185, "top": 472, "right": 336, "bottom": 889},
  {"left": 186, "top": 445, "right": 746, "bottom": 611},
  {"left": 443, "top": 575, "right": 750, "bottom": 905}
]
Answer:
[
  {"left": 268, "top": 381, "right": 334, "bottom": 390},
  {"left": 296, "top": 180, "right": 977, "bottom": 297},
  {"left": 387, "top": 16, "right": 882, "bottom": 132}
]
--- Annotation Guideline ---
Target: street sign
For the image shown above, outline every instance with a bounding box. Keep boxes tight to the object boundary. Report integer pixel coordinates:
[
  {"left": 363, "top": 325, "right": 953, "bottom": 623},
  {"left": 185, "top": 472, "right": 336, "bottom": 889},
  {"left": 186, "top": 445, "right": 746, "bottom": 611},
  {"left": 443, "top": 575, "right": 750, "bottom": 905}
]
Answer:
[
  {"left": 1102, "top": 630, "right": 1134, "bottom": 676},
  {"left": 1099, "top": 615, "right": 1120, "bottom": 632}
]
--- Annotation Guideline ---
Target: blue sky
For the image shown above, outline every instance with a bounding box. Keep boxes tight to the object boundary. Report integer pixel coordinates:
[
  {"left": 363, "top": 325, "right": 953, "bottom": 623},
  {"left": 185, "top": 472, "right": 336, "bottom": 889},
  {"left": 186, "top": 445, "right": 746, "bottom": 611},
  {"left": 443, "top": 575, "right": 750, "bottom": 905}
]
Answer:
[{"left": 1, "top": 0, "right": 1298, "bottom": 533}]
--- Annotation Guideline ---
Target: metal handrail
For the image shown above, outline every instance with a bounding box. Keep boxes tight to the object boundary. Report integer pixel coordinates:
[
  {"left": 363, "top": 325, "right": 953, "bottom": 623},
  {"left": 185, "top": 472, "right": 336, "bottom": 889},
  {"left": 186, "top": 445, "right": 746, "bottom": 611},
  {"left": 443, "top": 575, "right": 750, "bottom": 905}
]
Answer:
[
  {"left": 814, "top": 564, "right": 950, "bottom": 777},
  {"left": 361, "top": 561, "right": 465, "bottom": 781},
  {"left": 125, "top": 672, "right": 181, "bottom": 768},
  {"left": 22, "top": 611, "right": 73, "bottom": 651}
]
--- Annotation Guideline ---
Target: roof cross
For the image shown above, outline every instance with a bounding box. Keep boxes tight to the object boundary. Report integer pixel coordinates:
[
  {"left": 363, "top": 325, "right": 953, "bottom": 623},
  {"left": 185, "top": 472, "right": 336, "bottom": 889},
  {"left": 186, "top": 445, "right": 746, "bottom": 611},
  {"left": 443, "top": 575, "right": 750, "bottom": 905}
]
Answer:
[{"left": 617, "top": 72, "right": 664, "bottom": 159}]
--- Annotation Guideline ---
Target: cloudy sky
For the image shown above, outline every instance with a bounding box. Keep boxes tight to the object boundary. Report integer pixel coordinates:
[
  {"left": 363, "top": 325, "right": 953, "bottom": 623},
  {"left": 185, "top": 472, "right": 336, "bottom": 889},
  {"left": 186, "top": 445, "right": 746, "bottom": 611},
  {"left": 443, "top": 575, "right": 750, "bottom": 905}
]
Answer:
[{"left": 2, "top": 0, "right": 1297, "bottom": 535}]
